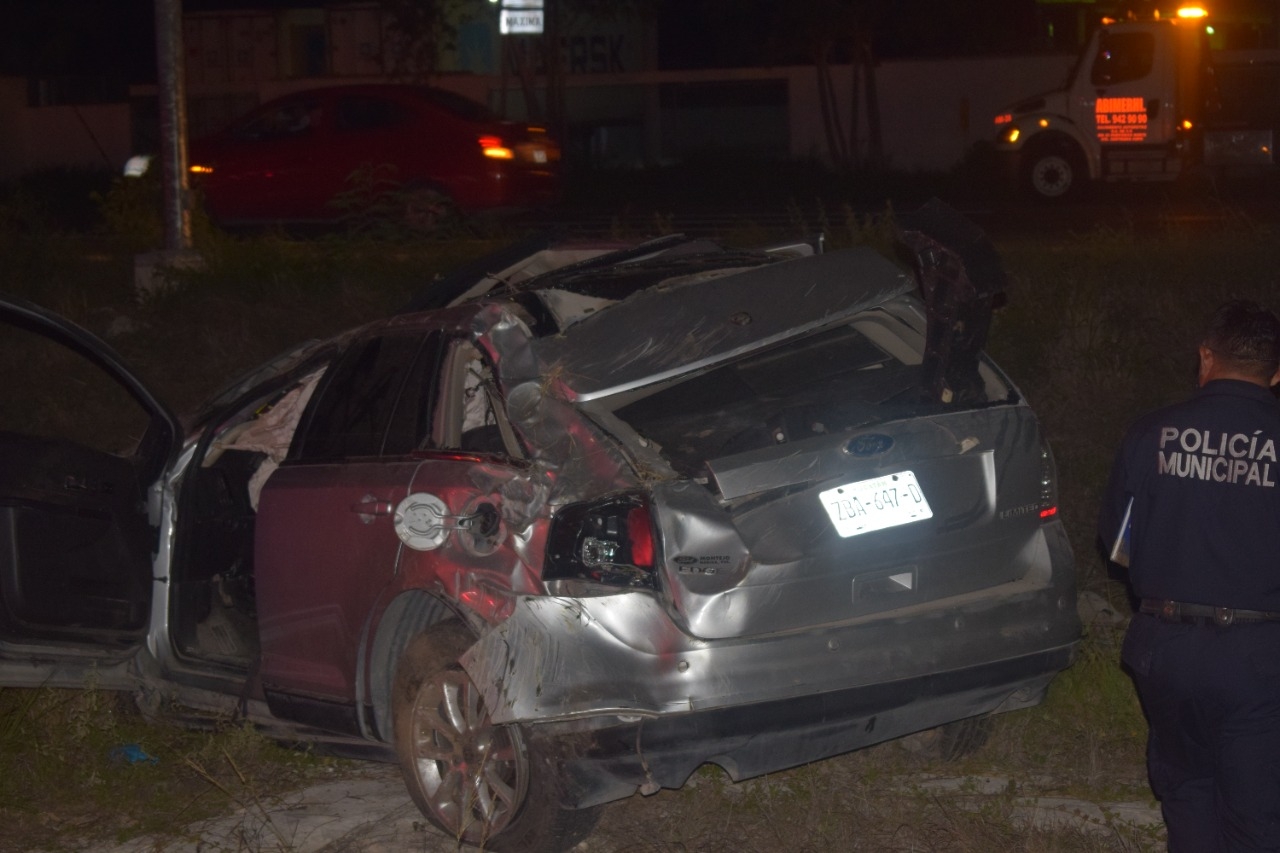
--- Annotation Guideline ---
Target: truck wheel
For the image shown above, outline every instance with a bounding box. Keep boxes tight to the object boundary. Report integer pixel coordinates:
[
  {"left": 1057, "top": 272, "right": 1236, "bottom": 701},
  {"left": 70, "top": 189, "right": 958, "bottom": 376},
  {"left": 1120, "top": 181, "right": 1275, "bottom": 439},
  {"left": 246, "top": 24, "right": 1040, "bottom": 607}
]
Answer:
[
  {"left": 391, "top": 621, "right": 600, "bottom": 853},
  {"left": 1023, "top": 143, "right": 1085, "bottom": 201}
]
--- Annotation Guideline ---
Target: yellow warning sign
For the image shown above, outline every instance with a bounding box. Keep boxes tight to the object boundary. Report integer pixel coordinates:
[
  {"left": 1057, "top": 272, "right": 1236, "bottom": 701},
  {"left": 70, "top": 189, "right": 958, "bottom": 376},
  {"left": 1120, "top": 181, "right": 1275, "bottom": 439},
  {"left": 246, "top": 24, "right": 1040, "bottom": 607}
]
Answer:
[{"left": 1095, "top": 96, "right": 1148, "bottom": 142}]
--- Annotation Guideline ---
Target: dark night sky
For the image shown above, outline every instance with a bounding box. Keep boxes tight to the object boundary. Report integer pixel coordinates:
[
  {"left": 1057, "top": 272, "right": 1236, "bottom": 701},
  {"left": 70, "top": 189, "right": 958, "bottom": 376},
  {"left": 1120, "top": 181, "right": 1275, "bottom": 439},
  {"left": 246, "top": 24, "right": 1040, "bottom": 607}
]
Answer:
[
  {"left": 0, "top": 0, "right": 318, "bottom": 83},
  {"left": 0, "top": 0, "right": 1052, "bottom": 79},
  {"left": 656, "top": 0, "right": 1046, "bottom": 68},
  {"left": 0, "top": 0, "right": 155, "bottom": 81}
]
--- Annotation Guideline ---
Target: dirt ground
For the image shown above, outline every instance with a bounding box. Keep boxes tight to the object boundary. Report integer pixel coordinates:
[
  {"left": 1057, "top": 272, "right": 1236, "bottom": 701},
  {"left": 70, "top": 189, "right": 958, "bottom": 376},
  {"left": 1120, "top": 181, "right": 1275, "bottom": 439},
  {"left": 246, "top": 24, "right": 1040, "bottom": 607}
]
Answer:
[{"left": 77, "top": 752, "right": 1163, "bottom": 853}]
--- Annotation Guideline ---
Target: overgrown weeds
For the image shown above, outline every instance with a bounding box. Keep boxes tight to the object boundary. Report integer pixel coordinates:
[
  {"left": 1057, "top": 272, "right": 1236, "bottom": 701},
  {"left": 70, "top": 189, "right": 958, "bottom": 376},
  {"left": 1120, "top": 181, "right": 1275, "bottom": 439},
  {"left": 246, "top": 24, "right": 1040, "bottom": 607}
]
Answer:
[
  {"left": 0, "top": 685, "right": 340, "bottom": 852},
  {"left": 994, "top": 221, "right": 1280, "bottom": 593}
]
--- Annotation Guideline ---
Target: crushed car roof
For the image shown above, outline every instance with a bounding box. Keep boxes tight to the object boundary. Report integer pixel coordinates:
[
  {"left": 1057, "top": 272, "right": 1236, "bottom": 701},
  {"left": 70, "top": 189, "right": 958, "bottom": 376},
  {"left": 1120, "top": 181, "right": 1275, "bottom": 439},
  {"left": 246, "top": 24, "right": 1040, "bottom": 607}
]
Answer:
[{"left": 527, "top": 247, "right": 914, "bottom": 402}]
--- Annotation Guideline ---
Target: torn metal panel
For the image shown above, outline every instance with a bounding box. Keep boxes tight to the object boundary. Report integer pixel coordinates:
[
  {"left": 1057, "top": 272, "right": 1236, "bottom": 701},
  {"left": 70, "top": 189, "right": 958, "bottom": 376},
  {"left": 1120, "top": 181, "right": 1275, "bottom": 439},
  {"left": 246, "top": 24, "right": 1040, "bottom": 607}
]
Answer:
[
  {"left": 462, "top": 522, "right": 1077, "bottom": 726},
  {"left": 532, "top": 248, "right": 913, "bottom": 402},
  {"left": 471, "top": 302, "right": 641, "bottom": 506},
  {"left": 537, "top": 289, "right": 618, "bottom": 331},
  {"left": 445, "top": 246, "right": 625, "bottom": 308}
]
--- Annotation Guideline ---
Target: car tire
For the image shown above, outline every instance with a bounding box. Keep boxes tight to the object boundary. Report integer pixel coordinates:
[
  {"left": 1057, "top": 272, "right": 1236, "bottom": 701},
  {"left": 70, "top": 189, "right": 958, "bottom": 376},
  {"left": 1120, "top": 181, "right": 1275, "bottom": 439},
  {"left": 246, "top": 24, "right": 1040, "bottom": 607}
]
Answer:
[
  {"left": 1022, "top": 140, "right": 1086, "bottom": 202},
  {"left": 391, "top": 621, "right": 600, "bottom": 853}
]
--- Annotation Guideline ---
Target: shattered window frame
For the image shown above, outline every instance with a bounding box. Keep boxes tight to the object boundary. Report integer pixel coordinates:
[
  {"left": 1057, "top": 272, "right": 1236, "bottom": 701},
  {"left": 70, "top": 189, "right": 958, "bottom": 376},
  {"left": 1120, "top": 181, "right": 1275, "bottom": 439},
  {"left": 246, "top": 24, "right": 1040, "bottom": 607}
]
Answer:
[
  {"left": 291, "top": 332, "right": 442, "bottom": 462},
  {"left": 435, "top": 337, "right": 526, "bottom": 458}
]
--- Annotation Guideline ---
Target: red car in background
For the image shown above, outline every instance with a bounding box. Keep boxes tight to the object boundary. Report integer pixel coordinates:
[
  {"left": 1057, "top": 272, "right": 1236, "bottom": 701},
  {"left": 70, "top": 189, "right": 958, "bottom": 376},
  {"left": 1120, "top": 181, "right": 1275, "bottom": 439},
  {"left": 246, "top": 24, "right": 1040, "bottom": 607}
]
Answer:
[{"left": 188, "top": 84, "right": 561, "bottom": 227}]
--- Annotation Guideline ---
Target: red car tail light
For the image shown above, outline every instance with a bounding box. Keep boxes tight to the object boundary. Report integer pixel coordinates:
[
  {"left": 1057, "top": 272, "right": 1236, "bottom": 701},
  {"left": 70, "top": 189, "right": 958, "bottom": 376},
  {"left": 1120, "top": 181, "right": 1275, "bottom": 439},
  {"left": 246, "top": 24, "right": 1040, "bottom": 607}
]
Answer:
[
  {"left": 1039, "top": 441, "right": 1059, "bottom": 522},
  {"left": 479, "top": 135, "right": 515, "bottom": 160},
  {"left": 627, "top": 504, "right": 654, "bottom": 567},
  {"left": 545, "top": 493, "right": 659, "bottom": 589}
]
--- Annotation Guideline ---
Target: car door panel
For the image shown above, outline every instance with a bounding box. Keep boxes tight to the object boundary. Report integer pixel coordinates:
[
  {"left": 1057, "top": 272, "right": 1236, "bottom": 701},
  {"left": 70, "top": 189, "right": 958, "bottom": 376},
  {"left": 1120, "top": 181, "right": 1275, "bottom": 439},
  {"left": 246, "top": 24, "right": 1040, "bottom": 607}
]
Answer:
[
  {"left": 0, "top": 296, "right": 179, "bottom": 676},
  {"left": 255, "top": 460, "right": 416, "bottom": 699},
  {"left": 253, "top": 330, "right": 442, "bottom": 704},
  {"left": 0, "top": 433, "right": 152, "bottom": 641},
  {"left": 201, "top": 94, "right": 331, "bottom": 221}
]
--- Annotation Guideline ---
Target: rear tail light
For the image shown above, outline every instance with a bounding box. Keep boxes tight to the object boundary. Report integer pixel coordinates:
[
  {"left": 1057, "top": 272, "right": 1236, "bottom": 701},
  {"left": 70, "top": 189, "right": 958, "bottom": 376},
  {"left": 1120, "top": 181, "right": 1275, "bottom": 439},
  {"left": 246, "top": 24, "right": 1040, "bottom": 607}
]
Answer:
[
  {"left": 545, "top": 493, "right": 659, "bottom": 589},
  {"left": 1039, "top": 441, "right": 1059, "bottom": 521},
  {"left": 479, "top": 135, "right": 515, "bottom": 160}
]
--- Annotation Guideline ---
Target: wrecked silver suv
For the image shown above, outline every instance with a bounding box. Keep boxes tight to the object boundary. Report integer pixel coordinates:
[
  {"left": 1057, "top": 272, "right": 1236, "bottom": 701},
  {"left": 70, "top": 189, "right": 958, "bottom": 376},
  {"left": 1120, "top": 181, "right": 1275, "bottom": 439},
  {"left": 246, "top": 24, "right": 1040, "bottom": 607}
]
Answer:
[{"left": 0, "top": 201, "right": 1078, "bottom": 852}]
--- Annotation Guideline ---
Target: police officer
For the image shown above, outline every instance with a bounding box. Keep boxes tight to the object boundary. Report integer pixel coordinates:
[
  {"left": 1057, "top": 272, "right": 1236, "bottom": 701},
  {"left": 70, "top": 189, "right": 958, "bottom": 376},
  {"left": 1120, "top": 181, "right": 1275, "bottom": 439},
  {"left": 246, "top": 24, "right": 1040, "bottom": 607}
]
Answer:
[{"left": 1101, "top": 299, "right": 1280, "bottom": 852}]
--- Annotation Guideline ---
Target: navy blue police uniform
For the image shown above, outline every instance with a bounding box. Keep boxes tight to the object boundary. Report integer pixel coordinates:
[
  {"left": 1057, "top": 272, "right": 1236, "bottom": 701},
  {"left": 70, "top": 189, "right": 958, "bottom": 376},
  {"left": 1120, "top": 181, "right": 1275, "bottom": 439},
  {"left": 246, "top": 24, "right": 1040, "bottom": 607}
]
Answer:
[{"left": 1101, "top": 378, "right": 1280, "bottom": 852}]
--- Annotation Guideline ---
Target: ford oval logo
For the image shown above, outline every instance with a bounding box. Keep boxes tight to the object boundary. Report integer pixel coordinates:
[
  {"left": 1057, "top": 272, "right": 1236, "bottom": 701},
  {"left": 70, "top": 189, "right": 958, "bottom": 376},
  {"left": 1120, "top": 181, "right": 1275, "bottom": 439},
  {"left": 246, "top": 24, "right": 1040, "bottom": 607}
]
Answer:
[
  {"left": 845, "top": 433, "right": 894, "bottom": 457},
  {"left": 674, "top": 555, "right": 697, "bottom": 565}
]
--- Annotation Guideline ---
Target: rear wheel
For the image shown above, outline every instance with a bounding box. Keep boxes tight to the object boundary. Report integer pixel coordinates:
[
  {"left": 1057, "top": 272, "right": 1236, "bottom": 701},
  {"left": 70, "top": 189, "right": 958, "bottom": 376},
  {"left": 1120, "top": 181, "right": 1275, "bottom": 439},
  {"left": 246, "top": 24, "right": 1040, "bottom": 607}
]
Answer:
[{"left": 391, "top": 621, "right": 599, "bottom": 852}]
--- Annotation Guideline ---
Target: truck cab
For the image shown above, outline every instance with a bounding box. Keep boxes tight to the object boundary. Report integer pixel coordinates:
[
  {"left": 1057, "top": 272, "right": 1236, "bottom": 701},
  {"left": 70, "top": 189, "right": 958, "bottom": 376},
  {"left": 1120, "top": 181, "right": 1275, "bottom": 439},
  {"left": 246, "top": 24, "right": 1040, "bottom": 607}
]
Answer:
[{"left": 994, "top": 14, "right": 1211, "bottom": 200}]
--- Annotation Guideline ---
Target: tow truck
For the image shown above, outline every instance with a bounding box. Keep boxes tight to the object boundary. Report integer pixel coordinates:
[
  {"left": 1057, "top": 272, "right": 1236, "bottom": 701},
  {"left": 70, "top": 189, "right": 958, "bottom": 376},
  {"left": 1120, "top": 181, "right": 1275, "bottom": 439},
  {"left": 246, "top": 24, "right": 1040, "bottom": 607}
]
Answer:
[{"left": 993, "top": 6, "right": 1280, "bottom": 200}]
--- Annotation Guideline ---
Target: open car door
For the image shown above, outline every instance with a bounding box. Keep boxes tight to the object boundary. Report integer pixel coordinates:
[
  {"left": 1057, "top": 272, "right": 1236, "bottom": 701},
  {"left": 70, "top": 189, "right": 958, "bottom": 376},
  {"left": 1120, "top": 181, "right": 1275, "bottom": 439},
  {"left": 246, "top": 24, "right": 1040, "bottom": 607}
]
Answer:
[{"left": 0, "top": 295, "right": 179, "bottom": 687}]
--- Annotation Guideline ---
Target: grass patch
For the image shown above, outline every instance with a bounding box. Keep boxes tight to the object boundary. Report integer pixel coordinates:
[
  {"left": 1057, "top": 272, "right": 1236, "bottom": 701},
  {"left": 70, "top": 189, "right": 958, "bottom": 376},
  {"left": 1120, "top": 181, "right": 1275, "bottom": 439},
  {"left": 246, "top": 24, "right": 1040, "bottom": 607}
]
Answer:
[
  {"left": 988, "top": 626, "right": 1149, "bottom": 800},
  {"left": 995, "top": 222, "right": 1280, "bottom": 592},
  {"left": 0, "top": 686, "right": 343, "bottom": 851}
]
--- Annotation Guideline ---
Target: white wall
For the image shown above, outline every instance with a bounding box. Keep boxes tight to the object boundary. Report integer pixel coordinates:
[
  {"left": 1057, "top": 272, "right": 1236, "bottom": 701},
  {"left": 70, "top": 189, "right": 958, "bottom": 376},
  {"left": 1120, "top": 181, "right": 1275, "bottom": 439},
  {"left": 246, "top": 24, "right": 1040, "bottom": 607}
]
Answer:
[
  {"left": 546, "top": 55, "right": 1079, "bottom": 172},
  {"left": 0, "top": 54, "right": 1080, "bottom": 182},
  {"left": 0, "top": 78, "right": 133, "bottom": 181},
  {"left": 789, "top": 55, "right": 1076, "bottom": 171}
]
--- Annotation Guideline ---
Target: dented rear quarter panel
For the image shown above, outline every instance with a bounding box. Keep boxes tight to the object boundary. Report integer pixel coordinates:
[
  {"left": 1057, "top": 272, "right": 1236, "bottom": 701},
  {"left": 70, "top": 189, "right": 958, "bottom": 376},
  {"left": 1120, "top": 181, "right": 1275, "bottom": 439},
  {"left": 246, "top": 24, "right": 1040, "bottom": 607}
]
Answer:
[
  {"left": 456, "top": 269, "right": 1078, "bottom": 731},
  {"left": 462, "top": 517, "right": 1076, "bottom": 726}
]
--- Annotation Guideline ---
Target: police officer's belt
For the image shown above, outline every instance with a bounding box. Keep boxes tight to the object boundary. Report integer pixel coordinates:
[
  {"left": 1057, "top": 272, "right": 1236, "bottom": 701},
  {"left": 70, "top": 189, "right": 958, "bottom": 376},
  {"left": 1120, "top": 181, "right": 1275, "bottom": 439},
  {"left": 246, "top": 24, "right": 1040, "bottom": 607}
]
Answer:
[{"left": 1140, "top": 598, "right": 1280, "bottom": 626}]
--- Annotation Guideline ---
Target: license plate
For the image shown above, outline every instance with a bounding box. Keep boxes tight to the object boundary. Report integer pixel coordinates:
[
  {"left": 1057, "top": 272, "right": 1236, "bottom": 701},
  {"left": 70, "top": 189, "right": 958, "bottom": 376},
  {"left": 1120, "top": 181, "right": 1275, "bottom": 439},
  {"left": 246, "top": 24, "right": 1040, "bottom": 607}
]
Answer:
[
  {"left": 532, "top": 149, "right": 548, "bottom": 163},
  {"left": 819, "top": 471, "right": 933, "bottom": 537}
]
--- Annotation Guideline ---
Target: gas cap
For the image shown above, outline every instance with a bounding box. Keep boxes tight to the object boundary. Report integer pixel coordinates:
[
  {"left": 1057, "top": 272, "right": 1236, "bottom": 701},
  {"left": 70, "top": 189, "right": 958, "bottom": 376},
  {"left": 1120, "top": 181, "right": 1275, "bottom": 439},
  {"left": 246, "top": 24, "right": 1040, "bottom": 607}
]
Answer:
[{"left": 393, "top": 493, "right": 451, "bottom": 551}]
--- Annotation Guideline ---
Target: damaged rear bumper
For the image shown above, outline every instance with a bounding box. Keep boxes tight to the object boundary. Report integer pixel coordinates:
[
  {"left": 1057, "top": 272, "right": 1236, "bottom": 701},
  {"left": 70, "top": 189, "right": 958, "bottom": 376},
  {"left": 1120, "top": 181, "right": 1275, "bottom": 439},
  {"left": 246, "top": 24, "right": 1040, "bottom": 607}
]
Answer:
[
  {"left": 463, "top": 522, "right": 1077, "bottom": 727},
  {"left": 459, "top": 524, "right": 1078, "bottom": 806},
  {"left": 464, "top": 581, "right": 1076, "bottom": 725},
  {"left": 462, "top": 576, "right": 1076, "bottom": 806},
  {"left": 558, "top": 644, "right": 1072, "bottom": 808},
  {"left": 465, "top": 558, "right": 1075, "bottom": 804}
]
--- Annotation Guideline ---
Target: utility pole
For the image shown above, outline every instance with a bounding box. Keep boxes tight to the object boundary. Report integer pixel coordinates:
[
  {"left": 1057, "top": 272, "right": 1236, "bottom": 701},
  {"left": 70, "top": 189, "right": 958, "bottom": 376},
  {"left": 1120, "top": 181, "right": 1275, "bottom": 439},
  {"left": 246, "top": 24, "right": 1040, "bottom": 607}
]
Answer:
[
  {"left": 136, "top": 0, "right": 200, "bottom": 295},
  {"left": 154, "top": 0, "right": 191, "bottom": 252}
]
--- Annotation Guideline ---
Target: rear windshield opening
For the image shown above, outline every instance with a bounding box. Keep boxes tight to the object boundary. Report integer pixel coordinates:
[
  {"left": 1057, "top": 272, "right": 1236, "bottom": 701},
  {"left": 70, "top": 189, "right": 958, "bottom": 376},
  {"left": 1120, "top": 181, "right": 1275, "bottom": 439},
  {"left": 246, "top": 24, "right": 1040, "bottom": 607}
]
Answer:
[{"left": 610, "top": 313, "right": 1006, "bottom": 477}]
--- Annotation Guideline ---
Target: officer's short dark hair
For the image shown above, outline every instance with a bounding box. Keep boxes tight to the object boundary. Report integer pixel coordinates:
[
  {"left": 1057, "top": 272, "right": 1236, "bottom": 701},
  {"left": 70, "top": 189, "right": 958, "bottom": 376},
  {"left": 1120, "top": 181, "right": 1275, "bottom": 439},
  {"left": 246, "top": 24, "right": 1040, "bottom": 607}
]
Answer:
[{"left": 1204, "top": 299, "right": 1280, "bottom": 377}]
